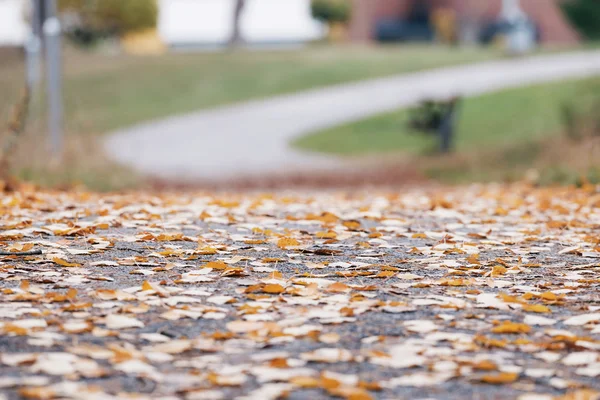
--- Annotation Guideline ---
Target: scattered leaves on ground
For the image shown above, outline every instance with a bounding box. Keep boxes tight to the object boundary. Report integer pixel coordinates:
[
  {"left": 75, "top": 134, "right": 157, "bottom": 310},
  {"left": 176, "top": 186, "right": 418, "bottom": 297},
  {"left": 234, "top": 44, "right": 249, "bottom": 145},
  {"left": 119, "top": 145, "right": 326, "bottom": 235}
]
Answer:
[{"left": 0, "top": 184, "right": 599, "bottom": 399}]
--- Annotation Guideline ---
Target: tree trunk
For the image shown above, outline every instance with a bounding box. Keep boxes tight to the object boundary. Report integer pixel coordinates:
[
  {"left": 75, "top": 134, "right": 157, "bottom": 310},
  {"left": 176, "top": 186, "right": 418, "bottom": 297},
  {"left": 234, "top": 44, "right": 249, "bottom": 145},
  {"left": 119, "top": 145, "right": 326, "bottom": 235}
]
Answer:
[{"left": 229, "top": 0, "right": 246, "bottom": 48}]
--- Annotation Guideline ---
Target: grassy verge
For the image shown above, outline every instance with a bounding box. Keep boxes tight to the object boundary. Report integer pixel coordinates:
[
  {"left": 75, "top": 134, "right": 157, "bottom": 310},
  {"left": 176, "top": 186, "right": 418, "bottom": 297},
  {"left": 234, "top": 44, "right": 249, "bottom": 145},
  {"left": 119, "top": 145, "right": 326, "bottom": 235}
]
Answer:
[
  {"left": 294, "top": 77, "right": 600, "bottom": 155},
  {"left": 293, "top": 76, "right": 600, "bottom": 185},
  {"left": 1, "top": 45, "right": 503, "bottom": 136},
  {"left": 1, "top": 44, "right": 507, "bottom": 190},
  {"left": 0, "top": 44, "right": 593, "bottom": 190}
]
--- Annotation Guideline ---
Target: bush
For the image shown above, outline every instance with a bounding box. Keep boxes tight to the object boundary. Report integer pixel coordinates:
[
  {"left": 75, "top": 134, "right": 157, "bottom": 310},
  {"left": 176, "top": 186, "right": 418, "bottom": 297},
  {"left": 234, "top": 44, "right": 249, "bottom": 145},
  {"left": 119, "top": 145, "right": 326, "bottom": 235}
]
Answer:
[
  {"left": 59, "top": 0, "right": 158, "bottom": 37},
  {"left": 311, "top": 0, "right": 351, "bottom": 23},
  {"left": 562, "top": 0, "right": 600, "bottom": 40}
]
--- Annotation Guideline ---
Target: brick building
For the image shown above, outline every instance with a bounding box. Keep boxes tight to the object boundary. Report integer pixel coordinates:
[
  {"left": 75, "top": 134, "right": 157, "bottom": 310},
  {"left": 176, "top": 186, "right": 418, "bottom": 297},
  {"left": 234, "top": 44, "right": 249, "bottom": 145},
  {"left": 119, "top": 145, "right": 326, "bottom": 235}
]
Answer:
[{"left": 350, "top": 0, "right": 579, "bottom": 45}]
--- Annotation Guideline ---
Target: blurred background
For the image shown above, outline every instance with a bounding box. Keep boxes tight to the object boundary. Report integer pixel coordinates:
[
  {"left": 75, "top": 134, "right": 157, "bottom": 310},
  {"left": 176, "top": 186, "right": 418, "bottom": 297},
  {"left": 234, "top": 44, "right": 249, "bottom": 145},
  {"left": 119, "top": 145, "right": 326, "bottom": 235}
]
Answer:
[{"left": 1, "top": 0, "right": 599, "bottom": 191}]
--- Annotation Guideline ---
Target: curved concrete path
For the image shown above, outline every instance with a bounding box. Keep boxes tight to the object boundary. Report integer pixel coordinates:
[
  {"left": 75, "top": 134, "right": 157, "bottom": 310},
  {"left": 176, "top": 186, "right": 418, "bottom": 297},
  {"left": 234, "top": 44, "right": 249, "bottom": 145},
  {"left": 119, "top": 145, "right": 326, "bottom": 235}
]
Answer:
[{"left": 106, "top": 50, "right": 600, "bottom": 182}]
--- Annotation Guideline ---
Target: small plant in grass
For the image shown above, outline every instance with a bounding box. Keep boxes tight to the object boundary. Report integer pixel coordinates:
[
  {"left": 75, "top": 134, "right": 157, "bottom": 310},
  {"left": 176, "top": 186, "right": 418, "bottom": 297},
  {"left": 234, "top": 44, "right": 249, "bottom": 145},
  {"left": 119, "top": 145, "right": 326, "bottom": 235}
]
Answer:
[
  {"left": 0, "top": 88, "right": 30, "bottom": 191},
  {"left": 561, "top": 84, "right": 600, "bottom": 142},
  {"left": 311, "top": 0, "right": 352, "bottom": 42},
  {"left": 59, "top": 0, "right": 158, "bottom": 47},
  {"left": 311, "top": 0, "right": 351, "bottom": 23},
  {"left": 562, "top": 0, "right": 600, "bottom": 41}
]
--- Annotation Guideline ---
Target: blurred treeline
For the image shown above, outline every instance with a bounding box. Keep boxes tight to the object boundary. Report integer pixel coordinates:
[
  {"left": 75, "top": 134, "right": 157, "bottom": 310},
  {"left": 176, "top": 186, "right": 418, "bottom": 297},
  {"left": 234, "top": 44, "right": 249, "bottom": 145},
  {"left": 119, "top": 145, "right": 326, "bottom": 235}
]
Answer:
[{"left": 57, "top": 0, "right": 157, "bottom": 46}]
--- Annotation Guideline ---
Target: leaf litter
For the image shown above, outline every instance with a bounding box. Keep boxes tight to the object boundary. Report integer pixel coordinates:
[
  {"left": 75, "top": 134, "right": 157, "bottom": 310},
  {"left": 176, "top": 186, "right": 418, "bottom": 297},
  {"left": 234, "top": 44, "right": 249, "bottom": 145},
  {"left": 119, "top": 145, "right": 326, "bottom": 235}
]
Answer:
[{"left": 0, "top": 184, "right": 599, "bottom": 399}]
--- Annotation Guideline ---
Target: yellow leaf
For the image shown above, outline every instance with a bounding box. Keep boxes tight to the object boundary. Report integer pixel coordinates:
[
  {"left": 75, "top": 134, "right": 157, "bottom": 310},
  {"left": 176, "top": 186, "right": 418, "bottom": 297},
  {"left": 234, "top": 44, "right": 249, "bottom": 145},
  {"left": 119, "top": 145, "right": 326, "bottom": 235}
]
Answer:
[
  {"left": 467, "top": 253, "right": 480, "bottom": 265},
  {"left": 440, "top": 278, "right": 468, "bottom": 286},
  {"left": 9, "top": 242, "right": 34, "bottom": 252},
  {"left": 491, "top": 265, "right": 507, "bottom": 277},
  {"left": 497, "top": 292, "right": 523, "bottom": 304},
  {"left": 2, "top": 323, "right": 28, "bottom": 335},
  {"left": 540, "top": 291, "right": 558, "bottom": 301},
  {"left": 196, "top": 246, "right": 218, "bottom": 255},
  {"left": 491, "top": 321, "right": 531, "bottom": 334},
  {"left": 202, "top": 261, "right": 228, "bottom": 270},
  {"left": 522, "top": 304, "right": 551, "bottom": 313},
  {"left": 290, "top": 376, "right": 321, "bottom": 388},
  {"left": 375, "top": 271, "right": 396, "bottom": 279},
  {"left": 342, "top": 220, "right": 362, "bottom": 231},
  {"left": 52, "top": 257, "right": 81, "bottom": 268},
  {"left": 268, "top": 271, "right": 283, "bottom": 280},
  {"left": 141, "top": 281, "right": 153, "bottom": 291},
  {"left": 316, "top": 231, "right": 337, "bottom": 239},
  {"left": 156, "top": 232, "right": 184, "bottom": 241},
  {"left": 474, "top": 334, "right": 508, "bottom": 348},
  {"left": 494, "top": 207, "right": 509, "bottom": 216},
  {"left": 244, "top": 239, "right": 266, "bottom": 245},
  {"left": 277, "top": 237, "right": 300, "bottom": 249},
  {"left": 262, "top": 257, "right": 283, "bottom": 263}
]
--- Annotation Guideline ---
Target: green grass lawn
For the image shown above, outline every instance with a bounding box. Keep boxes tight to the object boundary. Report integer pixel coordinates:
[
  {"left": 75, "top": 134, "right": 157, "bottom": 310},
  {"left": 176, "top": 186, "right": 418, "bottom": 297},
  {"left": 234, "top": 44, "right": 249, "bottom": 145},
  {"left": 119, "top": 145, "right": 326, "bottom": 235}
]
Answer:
[
  {"left": 2, "top": 45, "right": 504, "bottom": 136},
  {"left": 293, "top": 77, "right": 600, "bottom": 156},
  {"left": 0, "top": 43, "right": 594, "bottom": 190}
]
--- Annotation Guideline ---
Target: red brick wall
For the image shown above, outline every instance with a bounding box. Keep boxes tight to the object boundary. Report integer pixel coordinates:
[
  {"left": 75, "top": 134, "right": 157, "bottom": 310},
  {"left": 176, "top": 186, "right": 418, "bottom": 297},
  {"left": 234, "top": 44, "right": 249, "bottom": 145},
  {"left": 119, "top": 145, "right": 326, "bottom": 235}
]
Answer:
[
  {"left": 349, "top": 0, "right": 411, "bottom": 42},
  {"left": 522, "top": 0, "right": 579, "bottom": 44},
  {"left": 349, "top": 0, "right": 579, "bottom": 44}
]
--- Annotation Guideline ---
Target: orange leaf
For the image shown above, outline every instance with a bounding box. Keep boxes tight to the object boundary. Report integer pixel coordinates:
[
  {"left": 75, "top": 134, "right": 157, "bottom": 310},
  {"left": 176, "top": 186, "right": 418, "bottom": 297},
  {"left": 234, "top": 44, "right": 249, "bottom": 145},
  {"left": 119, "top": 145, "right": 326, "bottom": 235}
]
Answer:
[
  {"left": 327, "top": 282, "right": 351, "bottom": 293},
  {"left": 66, "top": 288, "right": 77, "bottom": 300},
  {"left": 479, "top": 372, "right": 519, "bottom": 384},
  {"left": 473, "top": 360, "right": 498, "bottom": 371},
  {"left": 262, "top": 284, "right": 285, "bottom": 294},
  {"left": 19, "top": 387, "right": 56, "bottom": 400},
  {"left": 375, "top": 271, "right": 396, "bottom": 279}
]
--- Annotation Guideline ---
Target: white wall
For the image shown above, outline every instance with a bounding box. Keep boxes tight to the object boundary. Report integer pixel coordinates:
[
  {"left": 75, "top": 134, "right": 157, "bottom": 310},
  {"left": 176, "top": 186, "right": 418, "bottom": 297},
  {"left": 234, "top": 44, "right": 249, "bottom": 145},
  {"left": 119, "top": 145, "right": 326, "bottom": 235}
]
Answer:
[
  {"left": 0, "top": 0, "right": 28, "bottom": 46},
  {"left": 158, "top": 0, "right": 325, "bottom": 45}
]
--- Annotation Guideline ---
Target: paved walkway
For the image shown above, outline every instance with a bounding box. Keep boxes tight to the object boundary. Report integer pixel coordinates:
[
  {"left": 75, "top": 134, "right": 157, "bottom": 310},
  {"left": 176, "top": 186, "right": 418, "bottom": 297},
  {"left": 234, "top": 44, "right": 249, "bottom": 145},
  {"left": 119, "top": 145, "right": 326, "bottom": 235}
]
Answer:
[{"left": 105, "top": 51, "right": 600, "bottom": 182}]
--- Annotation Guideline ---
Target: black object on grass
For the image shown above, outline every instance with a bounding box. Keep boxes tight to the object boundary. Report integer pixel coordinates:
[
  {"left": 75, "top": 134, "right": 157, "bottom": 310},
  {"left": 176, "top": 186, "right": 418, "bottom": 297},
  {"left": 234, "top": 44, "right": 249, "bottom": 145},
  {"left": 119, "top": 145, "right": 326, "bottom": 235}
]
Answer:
[{"left": 409, "top": 97, "right": 461, "bottom": 153}]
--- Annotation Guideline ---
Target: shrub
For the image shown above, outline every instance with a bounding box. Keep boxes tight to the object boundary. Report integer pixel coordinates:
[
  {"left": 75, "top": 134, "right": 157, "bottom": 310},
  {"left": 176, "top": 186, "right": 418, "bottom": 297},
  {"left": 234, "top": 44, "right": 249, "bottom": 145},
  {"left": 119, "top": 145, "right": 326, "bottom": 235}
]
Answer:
[
  {"left": 59, "top": 0, "right": 158, "bottom": 37},
  {"left": 561, "top": 0, "right": 600, "bottom": 40},
  {"left": 311, "top": 0, "right": 351, "bottom": 24}
]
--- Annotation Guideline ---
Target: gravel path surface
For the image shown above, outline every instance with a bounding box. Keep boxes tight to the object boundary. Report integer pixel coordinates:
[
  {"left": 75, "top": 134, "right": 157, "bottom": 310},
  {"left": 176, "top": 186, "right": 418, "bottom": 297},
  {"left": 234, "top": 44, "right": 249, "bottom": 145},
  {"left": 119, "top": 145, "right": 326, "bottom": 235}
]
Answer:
[
  {"left": 1, "top": 184, "right": 600, "bottom": 399},
  {"left": 105, "top": 51, "right": 600, "bottom": 183}
]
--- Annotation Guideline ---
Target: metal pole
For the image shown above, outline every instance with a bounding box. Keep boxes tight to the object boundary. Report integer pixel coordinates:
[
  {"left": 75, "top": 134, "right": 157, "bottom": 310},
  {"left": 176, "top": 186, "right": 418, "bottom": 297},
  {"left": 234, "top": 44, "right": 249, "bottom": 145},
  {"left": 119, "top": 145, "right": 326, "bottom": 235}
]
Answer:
[
  {"left": 25, "top": 0, "right": 43, "bottom": 92},
  {"left": 43, "top": 0, "right": 64, "bottom": 159}
]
